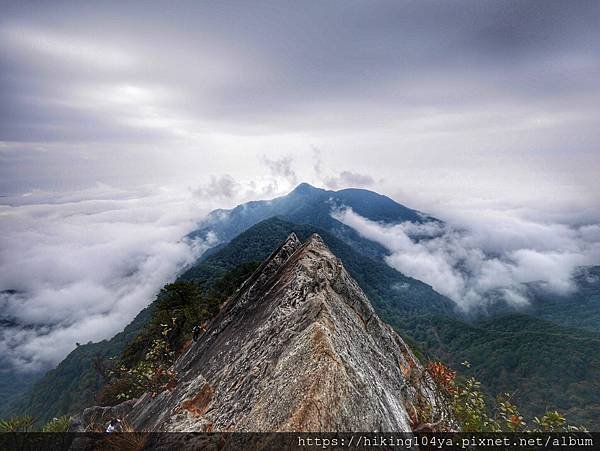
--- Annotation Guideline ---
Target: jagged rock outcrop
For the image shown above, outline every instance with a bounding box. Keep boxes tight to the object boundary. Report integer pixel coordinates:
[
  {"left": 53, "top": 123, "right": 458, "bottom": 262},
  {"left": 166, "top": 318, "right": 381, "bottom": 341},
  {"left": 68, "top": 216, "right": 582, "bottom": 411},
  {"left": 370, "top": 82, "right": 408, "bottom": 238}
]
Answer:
[{"left": 74, "top": 233, "right": 450, "bottom": 432}]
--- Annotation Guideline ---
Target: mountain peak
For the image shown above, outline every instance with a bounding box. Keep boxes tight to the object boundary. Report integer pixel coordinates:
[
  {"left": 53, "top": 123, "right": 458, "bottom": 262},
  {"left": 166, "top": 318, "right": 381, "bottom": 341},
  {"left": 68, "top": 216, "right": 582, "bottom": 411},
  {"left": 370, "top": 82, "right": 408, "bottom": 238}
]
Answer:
[
  {"left": 188, "top": 181, "right": 431, "bottom": 250},
  {"left": 286, "top": 231, "right": 300, "bottom": 244},
  {"left": 305, "top": 232, "right": 325, "bottom": 246},
  {"left": 83, "top": 234, "right": 450, "bottom": 433},
  {"left": 289, "top": 182, "right": 323, "bottom": 195},
  {"left": 272, "top": 231, "right": 302, "bottom": 257}
]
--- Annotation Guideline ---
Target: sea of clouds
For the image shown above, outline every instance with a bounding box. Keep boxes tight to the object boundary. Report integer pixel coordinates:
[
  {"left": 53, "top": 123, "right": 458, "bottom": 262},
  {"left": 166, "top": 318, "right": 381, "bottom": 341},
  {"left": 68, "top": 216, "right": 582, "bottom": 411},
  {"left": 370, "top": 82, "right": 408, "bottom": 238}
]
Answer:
[
  {"left": 2, "top": 172, "right": 599, "bottom": 373},
  {"left": 0, "top": 167, "right": 310, "bottom": 373},
  {"left": 332, "top": 207, "right": 600, "bottom": 311},
  {"left": 0, "top": 156, "right": 324, "bottom": 373},
  {"left": 0, "top": 184, "right": 215, "bottom": 372}
]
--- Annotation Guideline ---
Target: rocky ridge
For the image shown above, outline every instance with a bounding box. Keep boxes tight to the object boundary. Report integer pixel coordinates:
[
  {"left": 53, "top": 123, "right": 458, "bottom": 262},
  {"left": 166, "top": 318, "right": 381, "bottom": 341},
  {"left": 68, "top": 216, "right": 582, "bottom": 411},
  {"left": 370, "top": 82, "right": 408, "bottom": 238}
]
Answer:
[{"left": 73, "top": 233, "right": 449, "bottom": 432}]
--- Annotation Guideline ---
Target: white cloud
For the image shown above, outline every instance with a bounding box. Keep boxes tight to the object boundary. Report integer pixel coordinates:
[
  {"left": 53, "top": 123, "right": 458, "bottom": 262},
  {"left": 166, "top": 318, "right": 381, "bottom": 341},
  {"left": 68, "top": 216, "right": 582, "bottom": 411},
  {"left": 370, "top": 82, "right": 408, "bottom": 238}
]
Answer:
[
  {"left": 0, "top": 184, "right": 213, "bottom": 371},
  {"left": 332, "top": 207, "right": 600, "bottom": 311}
]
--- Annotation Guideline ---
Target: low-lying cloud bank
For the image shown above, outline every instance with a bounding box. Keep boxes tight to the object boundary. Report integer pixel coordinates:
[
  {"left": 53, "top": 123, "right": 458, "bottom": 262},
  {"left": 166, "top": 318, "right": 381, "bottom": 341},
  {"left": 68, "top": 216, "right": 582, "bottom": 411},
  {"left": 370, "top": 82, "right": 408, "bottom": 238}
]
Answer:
[
  {"left": 332, "top": 207, "right": 600, "bottom": 311},
  {"left": 0, "top": 185, "right": 212, "bottom": 372}
]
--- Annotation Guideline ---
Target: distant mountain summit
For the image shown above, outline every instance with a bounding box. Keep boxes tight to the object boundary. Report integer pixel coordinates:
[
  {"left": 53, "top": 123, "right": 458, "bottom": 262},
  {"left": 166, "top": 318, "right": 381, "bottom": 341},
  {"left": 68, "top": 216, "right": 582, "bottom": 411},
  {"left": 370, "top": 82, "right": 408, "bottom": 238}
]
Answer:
[
  {"left": 191, "top": 182, "right": 434, "bottom": 260},
  {"left": 72, "top": 234, "right": 450, "bottom": 432}
]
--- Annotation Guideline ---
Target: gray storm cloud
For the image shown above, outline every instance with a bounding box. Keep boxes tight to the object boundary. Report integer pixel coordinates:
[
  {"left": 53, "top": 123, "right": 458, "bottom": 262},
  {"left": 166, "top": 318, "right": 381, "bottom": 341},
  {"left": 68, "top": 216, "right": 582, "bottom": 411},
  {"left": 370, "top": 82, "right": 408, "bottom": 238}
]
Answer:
[
  {"left": 332, "top": 207, "right": 600, "bottom": 311},
  {"left": 0, "top": 185, "right": 213, "bottom": 371}
]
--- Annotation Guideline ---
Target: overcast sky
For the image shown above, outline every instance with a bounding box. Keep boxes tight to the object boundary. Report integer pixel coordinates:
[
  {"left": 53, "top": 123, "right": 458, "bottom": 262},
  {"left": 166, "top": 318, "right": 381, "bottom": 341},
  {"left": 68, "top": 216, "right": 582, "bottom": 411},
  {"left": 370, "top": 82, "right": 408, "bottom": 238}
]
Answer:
[
  {"left": 1, "top": 0, "right": 599, "bottom": 207},
  {"left": 1, "top": 1, "right": 600, "bottom": 371}
]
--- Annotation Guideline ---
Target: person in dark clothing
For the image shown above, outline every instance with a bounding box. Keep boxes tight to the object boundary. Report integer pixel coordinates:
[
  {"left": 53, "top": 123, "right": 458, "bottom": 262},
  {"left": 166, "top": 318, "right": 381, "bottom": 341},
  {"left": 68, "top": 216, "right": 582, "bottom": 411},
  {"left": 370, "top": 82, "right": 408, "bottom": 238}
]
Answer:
[{"left": 192, "top": 324, "right": 206, "bottom": 342}]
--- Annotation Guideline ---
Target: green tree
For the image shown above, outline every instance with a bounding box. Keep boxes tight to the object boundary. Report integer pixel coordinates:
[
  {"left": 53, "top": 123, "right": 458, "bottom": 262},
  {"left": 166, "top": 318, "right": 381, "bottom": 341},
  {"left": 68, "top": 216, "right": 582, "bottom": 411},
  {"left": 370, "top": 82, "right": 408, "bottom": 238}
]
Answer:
[
  {"left": 426, "top": 361, "right": 586, "bottom": 432},
  {"left": 0, "top": 415, "right": 35, "bottom": 432},
  {"left": 42, "top": 415, "right": 71, "bottom": 432}
]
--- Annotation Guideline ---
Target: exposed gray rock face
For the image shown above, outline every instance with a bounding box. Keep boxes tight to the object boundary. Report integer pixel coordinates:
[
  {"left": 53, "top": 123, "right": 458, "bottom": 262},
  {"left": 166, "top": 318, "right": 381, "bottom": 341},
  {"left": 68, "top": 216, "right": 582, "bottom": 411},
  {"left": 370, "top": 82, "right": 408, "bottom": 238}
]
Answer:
[
  {"left": 80, "top": 233, "right": 449, "bottom": 432},
  {"left": 129, "top": 233, "right": 448, "bottom": 432}
]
